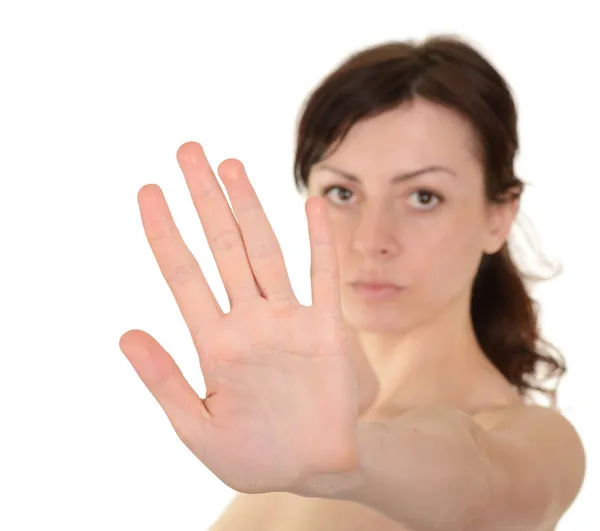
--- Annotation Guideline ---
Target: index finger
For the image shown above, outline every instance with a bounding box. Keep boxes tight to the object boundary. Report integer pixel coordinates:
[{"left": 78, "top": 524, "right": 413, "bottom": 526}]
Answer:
[{"left": 138, "top": 184, "right": 223, "bottom": 347}]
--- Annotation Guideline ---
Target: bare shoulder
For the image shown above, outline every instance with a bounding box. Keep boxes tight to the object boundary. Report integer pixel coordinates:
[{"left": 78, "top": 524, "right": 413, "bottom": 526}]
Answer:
[
  {"left": 472, "top": 402, "right": 587, "bottom": 488},
  {"left": 472, "top": 402, "right": 584, "bottom": 444},
  {"left": 208, "top": 492, "right": 282, "bottom": 531},
  {"left": 210, "top": 490, "right": 412, "bottom": 531},
  {"left": 472, "top": 403, "right": 586, "bottom": 527}
]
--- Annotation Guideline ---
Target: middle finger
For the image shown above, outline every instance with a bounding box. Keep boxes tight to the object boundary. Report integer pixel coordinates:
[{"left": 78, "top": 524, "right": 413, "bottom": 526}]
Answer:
[{"left": 176, "top": 141, "right": 260, "bottom": 306}]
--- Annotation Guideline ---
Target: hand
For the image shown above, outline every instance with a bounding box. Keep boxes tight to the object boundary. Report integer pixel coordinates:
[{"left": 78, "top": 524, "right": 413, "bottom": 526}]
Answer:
[{"left": 119, "top": 141, "right": 360, "bottom": 496}]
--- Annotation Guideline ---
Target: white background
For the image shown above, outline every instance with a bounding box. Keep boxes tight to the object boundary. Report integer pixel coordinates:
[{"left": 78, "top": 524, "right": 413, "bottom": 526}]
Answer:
[{"left": 1, "top": 1, "right": 598, "bottom": 529}]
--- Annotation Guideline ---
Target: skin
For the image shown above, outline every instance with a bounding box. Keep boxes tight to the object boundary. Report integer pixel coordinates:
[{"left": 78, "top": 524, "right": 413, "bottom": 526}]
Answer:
[
  {"left": 305, "top": 96, "right": 522, "bottom": 418},
  {"left": 208, "top": 98, "right": 536, "bottom": 530},
  {"left": 121, "top": 95, "right": 584, "bottom": 530}
]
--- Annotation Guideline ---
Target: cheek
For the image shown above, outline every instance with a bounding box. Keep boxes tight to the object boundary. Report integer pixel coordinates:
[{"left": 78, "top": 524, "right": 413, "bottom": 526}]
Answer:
[{"left": 410, "top": 216, "right": 484, "bottom": 287}]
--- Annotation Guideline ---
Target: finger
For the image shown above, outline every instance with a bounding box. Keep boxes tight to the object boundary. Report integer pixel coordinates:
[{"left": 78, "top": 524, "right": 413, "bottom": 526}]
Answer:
[
  {"left": 218, "top": 159, "right": 297, "bottom": 306},
  {"left": 119, "top": 329, "right": 210, "bottom": 447},
  {"left": 176, "top": 142, "right": 260, "bottom": 306},
  {"left": 138, "top": 184, "right": 222, "bottom": 348},
  {"left": 307, "top": 196, "right": 342, "bottom": 316}
]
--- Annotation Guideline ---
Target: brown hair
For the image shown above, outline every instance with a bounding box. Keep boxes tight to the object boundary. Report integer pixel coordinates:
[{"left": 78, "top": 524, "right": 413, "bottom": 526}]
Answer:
[{"left": 292, "top": 34, "right": 566, "bottom": 408}]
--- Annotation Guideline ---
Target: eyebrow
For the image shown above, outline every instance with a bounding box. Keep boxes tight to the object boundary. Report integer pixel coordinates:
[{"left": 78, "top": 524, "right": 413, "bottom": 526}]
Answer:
[{"left": 313, "top": 163, "right": 457, "bottom": 184}]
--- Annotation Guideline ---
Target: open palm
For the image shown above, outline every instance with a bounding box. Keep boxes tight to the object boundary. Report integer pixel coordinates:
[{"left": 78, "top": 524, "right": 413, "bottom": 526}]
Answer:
[{"left": 119, "top": 142, "right": 359, "bottom": 496}]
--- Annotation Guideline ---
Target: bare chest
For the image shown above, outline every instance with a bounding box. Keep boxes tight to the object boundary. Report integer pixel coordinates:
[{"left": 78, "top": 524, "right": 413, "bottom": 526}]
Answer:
[
  {"left": 209, "top": 375, "right": 527, "bottom": 531},
  {"left": 210, "top": 492, "right": 410, "bottom": 531},
  {"left": 210, "top": 492, "right": 557, "bottom": 531}
]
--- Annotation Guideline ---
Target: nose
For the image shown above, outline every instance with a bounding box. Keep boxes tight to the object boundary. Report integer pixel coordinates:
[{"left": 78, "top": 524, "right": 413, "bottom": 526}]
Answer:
[{"left": 351, "top": 203, "right": 401, "bottom": 259}]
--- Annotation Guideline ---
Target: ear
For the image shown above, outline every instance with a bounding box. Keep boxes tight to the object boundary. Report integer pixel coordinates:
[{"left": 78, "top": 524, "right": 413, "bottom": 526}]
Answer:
[{"left": 483, "top": 187, "right": 521, "bottom": 255}]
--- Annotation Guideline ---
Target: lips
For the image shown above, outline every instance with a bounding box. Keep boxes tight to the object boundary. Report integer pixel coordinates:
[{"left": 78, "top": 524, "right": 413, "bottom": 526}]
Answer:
[
  {"left": 351, "top": 282, "right": 403, "bottom": 301},
  {"left": 353, "top": 282, "right": 399, "bottom": 289}
]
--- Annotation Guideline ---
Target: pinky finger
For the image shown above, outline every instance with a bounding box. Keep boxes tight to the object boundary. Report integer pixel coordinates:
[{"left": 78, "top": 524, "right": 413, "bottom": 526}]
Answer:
[{"left": 306, "top": 196, "right": 341, "bottom": 317}]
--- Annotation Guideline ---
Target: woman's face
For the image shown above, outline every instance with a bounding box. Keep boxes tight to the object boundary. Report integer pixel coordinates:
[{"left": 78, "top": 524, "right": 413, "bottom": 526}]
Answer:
[{"left": 306, "top": 97, "right": 518, "bottom": 333}]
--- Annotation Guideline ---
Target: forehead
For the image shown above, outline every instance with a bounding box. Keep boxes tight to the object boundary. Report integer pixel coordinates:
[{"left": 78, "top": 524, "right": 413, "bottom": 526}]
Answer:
[{"left": 318, "top": 97, "right": 481, "bottom": 179}]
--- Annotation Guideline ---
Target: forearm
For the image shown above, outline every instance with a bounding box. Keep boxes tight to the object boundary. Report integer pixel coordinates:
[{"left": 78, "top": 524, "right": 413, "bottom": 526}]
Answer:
[{"left": 315, "top": 407, "right": 493, "bottom": 531}]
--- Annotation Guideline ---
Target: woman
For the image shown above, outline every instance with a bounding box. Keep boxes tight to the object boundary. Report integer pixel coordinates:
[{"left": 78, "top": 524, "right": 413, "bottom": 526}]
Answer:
[{"left": 119, "top": 34, "right": 586, "bottom": 530}]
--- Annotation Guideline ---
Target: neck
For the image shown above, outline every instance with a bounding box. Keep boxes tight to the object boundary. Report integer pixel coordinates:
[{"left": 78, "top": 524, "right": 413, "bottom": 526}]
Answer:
[{"left": 349, "top": 291, "right": 493, "bottom": 417}]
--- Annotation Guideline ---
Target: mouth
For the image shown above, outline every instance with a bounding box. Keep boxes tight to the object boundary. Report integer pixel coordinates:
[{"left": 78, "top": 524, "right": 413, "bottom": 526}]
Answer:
[{"left": 350, "top": 282, "right": 403, "bottom": 301}]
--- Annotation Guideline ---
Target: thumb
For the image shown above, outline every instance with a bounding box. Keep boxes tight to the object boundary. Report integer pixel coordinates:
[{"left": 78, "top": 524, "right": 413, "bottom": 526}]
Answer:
[{"left": 119, "top": 329, "right": 210, "bottom": 445}]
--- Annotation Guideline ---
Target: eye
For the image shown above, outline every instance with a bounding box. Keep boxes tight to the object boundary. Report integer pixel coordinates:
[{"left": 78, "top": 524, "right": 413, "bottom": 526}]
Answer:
[
  {"left": 320, "top": 185, "right": 443, "bottom": 210},
  {"left": 321, "top": 185, "right": 355, "bottom": 205},
  {"left": 408, "top": 189, "right": 443, "bottom": 210}
]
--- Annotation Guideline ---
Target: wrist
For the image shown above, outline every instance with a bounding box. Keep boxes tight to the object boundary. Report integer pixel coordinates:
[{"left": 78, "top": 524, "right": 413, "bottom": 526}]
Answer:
[
  {"left": 288, "top": 420, "right": 366, "bottom": 499},
  {"left": 291, "top": 421, "right": 371, "bottom": 499}
]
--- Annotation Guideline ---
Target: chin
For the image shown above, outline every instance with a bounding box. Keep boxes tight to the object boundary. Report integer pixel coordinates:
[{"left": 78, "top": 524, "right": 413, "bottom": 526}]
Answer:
[{"left": 341, "top": 303, "right": 412, "bottom": 334}]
